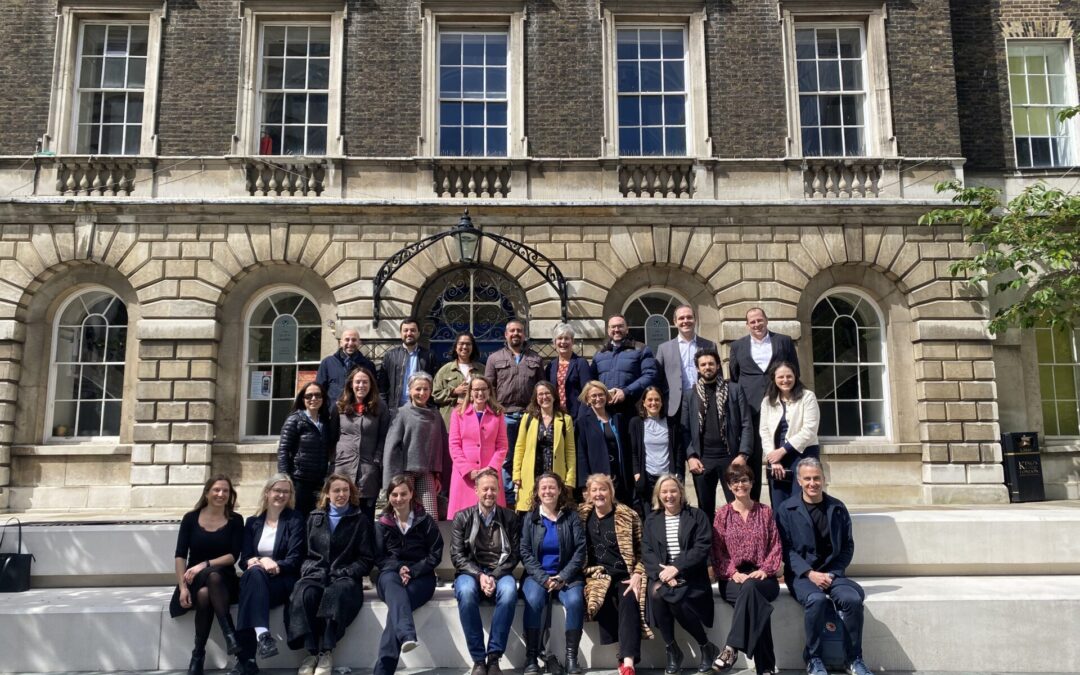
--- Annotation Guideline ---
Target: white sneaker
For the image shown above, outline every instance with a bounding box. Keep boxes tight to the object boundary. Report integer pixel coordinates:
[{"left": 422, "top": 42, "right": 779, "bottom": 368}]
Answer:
[
  {"left": 298, "top": 654, "right": 318, "bottom": 675},
  {"left": 401, "top": 639, "right": 419, "bottom": 654},
  {"left": 314, "top": 652, "right": 333, "bottom": 675}
]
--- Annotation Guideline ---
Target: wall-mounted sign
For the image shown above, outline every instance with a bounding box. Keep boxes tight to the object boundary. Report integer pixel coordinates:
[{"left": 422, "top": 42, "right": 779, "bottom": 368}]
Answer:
[
  {"left": 644, "top": 314, "right": 670, "bottom": 351},
  {"left": 272, "top": 315, "right": 298, "bottom": 363}
]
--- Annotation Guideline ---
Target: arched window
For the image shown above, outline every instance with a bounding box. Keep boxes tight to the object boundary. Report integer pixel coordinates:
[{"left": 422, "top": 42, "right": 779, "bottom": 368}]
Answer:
[
  {"left": 1035, "top": 322, "right": 1080, "bottom": 436},
  {"left": 811, "top": 289, "right": 888, "bottom": 438},
  {"left": 48, "top": 288, "right": 128, "bottom": 439},
  {"left": 243, "top": 289, "right": 322, "bottom": 437},
  {"left": 418, "top": 267, "right": 528, "bottom": 363},
  {"left": 622, "top": 289, "right": 687, "bottom": 351}
]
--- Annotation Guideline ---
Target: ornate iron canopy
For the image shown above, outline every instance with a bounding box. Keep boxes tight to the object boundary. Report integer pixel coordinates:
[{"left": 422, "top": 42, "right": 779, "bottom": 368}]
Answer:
[{"left": 372, "top": 210, "right": 570, "bottom": 325}]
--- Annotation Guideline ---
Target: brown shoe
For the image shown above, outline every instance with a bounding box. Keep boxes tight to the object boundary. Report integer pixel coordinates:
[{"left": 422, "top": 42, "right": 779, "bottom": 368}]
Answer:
[
  {"left": 712, "top": 646, "right": 737, "bottom": 673},
  {"left": 471, "top": 661, "right": 488, "bottom": 675}
]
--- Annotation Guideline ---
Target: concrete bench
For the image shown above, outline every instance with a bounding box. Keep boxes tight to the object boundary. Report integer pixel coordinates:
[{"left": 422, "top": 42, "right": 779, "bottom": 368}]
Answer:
[{"left": 2, "top": 577, "right": 1079, "bottom": 673}]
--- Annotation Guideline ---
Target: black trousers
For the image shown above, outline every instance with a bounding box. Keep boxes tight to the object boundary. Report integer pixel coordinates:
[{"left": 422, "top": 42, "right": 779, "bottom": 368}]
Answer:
[
  {"left": 718, "top": 578, "right": 778, "bottom": 674},
  {"left": 294, "top": 478, "right": 323, "bottom": 518},
  {"left": 748, "top": 410, "right": 764, "bottom": 501},
  {"left": 299, "top": 585, "right": 342, "bottom": 654},
  {"left": 649, "top": 582, "right": 707, "bottom": 646},
  {"left": 236, "top": 566, "right": 294, "bottom": 660},
  {"left": 594, "top": 580, "right": 643, "bottom": 661},
  {"left": 692, "top": 457, "right": 735, "bottom": 523},
  {"left": 374, "top": 570, "right": 437, "bottom": 675}
]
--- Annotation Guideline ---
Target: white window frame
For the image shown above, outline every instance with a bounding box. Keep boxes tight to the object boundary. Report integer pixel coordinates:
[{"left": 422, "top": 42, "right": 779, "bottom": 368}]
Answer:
[
  {"left": 44, "top": 1, "right": 165, "bottom": 156},
  {"left": 612, "top": 25, "right": 691, "bottom": 157},
  {"left": 45, "top": 286, "right": 128, "bottom": 443},
  {"left": 1005, "top": 39, "right": 1080, "bottom": 170},
  {"left": 436, "top": 28, "right": 512, "bottom": 157},
  {"left": 419, "top": 0, "right": 526, "bottom": 157},
  {"left": 810, "top": 286, "right": 891, "bottom": 441},
  {"left": 1035, "top": 323, "right": 1080, "bottom": 438},
  {"left": 234, "top": 2, "right": 346, "bottom": 157},
  {"left": 240, "top": 286, "right": 323, "bottom": 440},
  {"left": 780, "top": 0, "right": 896, "bottom": 158},
  {"left": 791, "top": 23, "right": 869, "bottom": 158},
  {"left": 600, "top": 1, "right": 710, "bottom": 158}
]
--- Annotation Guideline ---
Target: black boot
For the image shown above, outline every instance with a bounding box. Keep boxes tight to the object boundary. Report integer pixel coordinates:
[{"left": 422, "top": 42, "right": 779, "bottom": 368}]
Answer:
[
  {"left": 524, "top": 629, "right": 542, "bottom": 675},
  {"left": 565, "top": 629, "right": 584, "bottom": 675},
  {"left": 665, "top": 641, "right": 684, "bottom": 675},
  {"left": 697, "top": 642, "right": 719, "bottom": 673},
  {"left": 187, "top": 647, "right": 206, "bottom": 675},
  {"left": 219, "top": 612, "right": 241, "bottom": 656}
]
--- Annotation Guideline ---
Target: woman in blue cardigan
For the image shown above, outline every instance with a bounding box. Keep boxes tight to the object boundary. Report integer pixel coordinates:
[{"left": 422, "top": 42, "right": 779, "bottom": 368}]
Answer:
[{"left": 233, "top": 474, "right": 306, "bottom": 675}]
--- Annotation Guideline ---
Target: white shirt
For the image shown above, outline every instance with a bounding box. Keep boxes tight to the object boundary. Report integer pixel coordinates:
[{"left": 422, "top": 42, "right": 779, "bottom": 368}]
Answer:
[
  {"left": 396, "top": 510, "right": 416, "bottom": 534},
  {"left": 257, "top": 521, "right": 277, "bottom": 557},
  {"left": 750, "top": 333, "right": 773, "bottom": 372},
  {"left": 677, "top": 335, "right": 699, "bottom": 390}
]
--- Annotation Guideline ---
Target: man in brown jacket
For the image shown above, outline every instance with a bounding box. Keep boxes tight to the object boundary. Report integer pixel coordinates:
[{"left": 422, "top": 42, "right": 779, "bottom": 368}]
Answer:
[{"left": 484, "top": 319, "right": 544, "bottom": 507}]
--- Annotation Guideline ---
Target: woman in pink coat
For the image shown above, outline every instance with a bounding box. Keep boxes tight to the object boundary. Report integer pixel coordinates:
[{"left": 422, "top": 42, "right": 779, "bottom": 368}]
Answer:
[{"left": 447, "top": 375, "right": 509, "bottom": 517}]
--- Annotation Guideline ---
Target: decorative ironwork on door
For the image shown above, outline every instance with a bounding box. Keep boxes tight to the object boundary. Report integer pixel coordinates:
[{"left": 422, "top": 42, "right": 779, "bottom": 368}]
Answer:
[{"left": 419, "top": 267, "right": 529, "bottom": 363}]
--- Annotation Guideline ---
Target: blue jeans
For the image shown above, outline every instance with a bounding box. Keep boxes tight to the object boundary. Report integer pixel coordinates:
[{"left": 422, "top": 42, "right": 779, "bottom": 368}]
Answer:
[
  {"left": 454, "top": 573, "right": 519, "bottom": 663},
  {"left": 521, "top": 576, "right": 584, "bottom": 631},
  {"left": 374, "top": 571, "right": 437, "bottom": 675},
  {"left": 503, "top": 414, "right": 522, "bottom": 507},
  {"left": 791, "top": 575, "right": 864, "bottom": 663}
]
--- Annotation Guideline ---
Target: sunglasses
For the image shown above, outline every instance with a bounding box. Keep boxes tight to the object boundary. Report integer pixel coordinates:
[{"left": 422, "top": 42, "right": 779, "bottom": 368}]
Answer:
[{"left": 304, "top": 393, "right": 323, "bottom": 400}]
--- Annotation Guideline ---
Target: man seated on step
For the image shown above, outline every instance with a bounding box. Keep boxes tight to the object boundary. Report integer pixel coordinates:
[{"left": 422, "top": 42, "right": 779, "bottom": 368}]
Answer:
[
  {"left": 450, "top": 467, "right": 522, "bottom": 675},
  {"left": 775, "top": 457, "right": 871, "bottom": 675}
]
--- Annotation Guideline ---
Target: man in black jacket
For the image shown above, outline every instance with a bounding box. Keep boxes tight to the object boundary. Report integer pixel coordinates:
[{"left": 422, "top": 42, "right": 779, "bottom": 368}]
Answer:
[
  {"left": 451, "top": 469, "right": 521, "bottom": 675},
  {"left": 727, "top": 307, "right": 799, "bottom": 500},
  {"left": 316, "top": 328, "right": 377, "bottom": 405},
  {"left": 377, "top": 318, "right": 440, "bottom": 415},
  {"left": 681, "top": 348, "right": 753, "bottom": 522}
]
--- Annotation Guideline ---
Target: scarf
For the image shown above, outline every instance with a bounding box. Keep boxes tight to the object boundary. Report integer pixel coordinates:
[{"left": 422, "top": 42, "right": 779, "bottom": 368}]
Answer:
[
  {"left": 695, "top": 376, "right": 728, "bottom": 439},
  {"left": 329, "top": 503, "right": 350, "bottom": 532},
  {"left": 354, "top": 402, "right": 366, "bottom": 416}
]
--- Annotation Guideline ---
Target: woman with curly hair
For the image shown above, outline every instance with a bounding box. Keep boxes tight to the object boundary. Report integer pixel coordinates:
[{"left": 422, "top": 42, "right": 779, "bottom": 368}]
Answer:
[{"left": 330, "top": 366, "right": 390, "bottom": 519}]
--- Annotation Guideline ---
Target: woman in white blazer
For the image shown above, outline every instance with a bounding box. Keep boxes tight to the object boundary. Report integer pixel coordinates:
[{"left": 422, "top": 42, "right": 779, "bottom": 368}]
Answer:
[{"left": 758, "top": 362, "right": 819, "bottom": 507}]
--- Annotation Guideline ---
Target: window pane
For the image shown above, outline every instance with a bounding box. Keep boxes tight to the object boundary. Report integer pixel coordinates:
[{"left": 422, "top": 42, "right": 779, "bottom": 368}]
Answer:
[
  {"left": 462, "top": 67, "right": 484, "bottom": 97},
  {"left": 639, "top": 30, "right": 662, "bottom": 59},
  {"left": 818, "top": 402, "right": 838, "bottom": 437},
  {"left": 640, "top": 61, "right": 661, "bottom": 92},
  {"left": 486, "top": 34, "right": 507, "bottom": 66},
  {"left": 310, "top": 27, "right": 331, "bottom": 56},
  {"left": 641, "top": 95, "right": 663, "bottom": 125},
  {"left": 439, "top": 127, "right": 461, "bottom": 155},
  {"left": 283, "top": 126, "right": 305, "bottom": 154},
  {"left": 837, "top": 29, "right": 860, "bottom": 58},
  {"left": 126, "top": 93, "right": 143, "bottom": 122},
  {"left": 84, "top": 25, "right": 108, "bottom": 56},
  {"left": 463, "top": 102, "right": 484, "bottom": 125},
  {"left": 104, "top": 364, "right": 125, "bottom": 398},
  {"left": 835, "top": 365, "right": 858, "bottom": 398},
  {"left": 861, "top": 402, "right": 885, "bottom": 436},
  {"left": 246, "top": 399, "right": 270, "bottom": 436},
  {"left": 262, "top": 93, "right": 284, "bottom": 124},
  {"left": 1049, "top": 75, "right": 1068, "bottom": 105},
  {"left": 285, "top": 26, "right": 308, "bottom": 56},
  {"left": 106, "top": 326, "right": 127, "bottom": 361},
  {"left": 813, "top": 365, "right": 834, "bottom": 398},
  {"left": 617, "top": 30, "right": 637, "bottom": 60},
  {"left": 306, "top": 127, "right": 326, "bottom": 155},
  {"left": 817, "top": 30, "right": 838, "bottom": 59},
  {"left": 77, "top": 401, "right": 102, "bottom": 436},
  {"left": 284, "top": 59, "right": 306, "bottom": 88},
  {"left": 487, "top": 128, "right": 507, "bottom": 157},
  {"left": 263, "top": 58, "right": 284, "bottom": 89},
  {"left": 128, "top": 57, "right": 146, "bottom": 88},
  {"left": 462, "top": 34, "right": 485, "bottom": 65},
  {"left": 487, "top": 102, "right": 507, "bottom": 126},
  {"left": 463, "top": 127, "right": 484, "bottom": 155},
  {"left": 818, "top": 60, "right": 840, "bottom": 91},
  {"left": 841, "top": 60, "right": 862, "bottom": 90},
  {"left": 103, "top": 57, "right": 126, "bottom": 88},
  {"left": 249, "top": 327, "right": 273, "bottom": 361},
  {"left": 308, "top": 59, "right": 329, "bottom": 90},
  {"left": 662, "top": 30, "right": 683, "bottom": 58},
  {"left": 664, "top": 96, "right": 685, "bottom": 125},
  {"left": 641, "top": 127, "right": 663, "bottom": 156},
  {"left": 1009, "top": 75, "right": 1028, "bottom": 105},
  {"left": 124, "top": 125, "right": 142, "bottom": 155},
  {"left": 284, "top": 93, "right": 306, "bottom": 124},
  {"left": 102, "top": 401, "right": 122, "bottom": 436},
  {"left": 836, "top": 401, "right": 861, "bottom": 436},
  {"left": 1031, "top": 137, "right": 1052, "bottom": 166},
  {"left": 618, "top": 62, "right": 639, "bottom": 93},
  {"left": 821, "top": 127, "right": 843, "bottom": 156},
  {"left": 441, "top": 102, "right": 461, "bottom": 125},
  {"left": 1015, "top": 137, "right": 1032, "bottom": 167},
  {"left": 802, "top": 128, "right": 821, "bottom": 156},
  {"left": 619, "top": 96, "right": 640, "bottom": 126},
  {"left": 1058, "top": 401, "right": 1080, "bottom": 435},
  {"left": 1054, "top": 365, "right": 1078, "bottom": 399},
  {"left": 440, "top": 66, "right": 461, "bottom": 97},
  {"left": 53, "top": 401, "right": 77, "bottom": 436},
  {"left": 820, "top": 95, "right": 841, "bottom": 125},
  {"left": 487, "top": 67, "right": 506, "bottom": 97},
  {"left": 440, "top": 33, "right": 461, "bottom": 65},
  {"left": 264, "top": 26, "right": 286, "bottom": 56},
  {"left": 81, "top": 364, "right": 105, "bottom": 399},
  {"left": 308, "top": 94, "right": 328, "bottom": 125},
  {"left": 665, "top": 127, "right": 685, "bottom": 155},
  {"left": 619, "top": 127, "right": 641, "bottom": 155},
  {"left": 844, "top": 127, "right": 862, "bottom": 156},
  {"left": 1029, "top": 76, "right": 1049, "bottom": 104},
  {"left": 663, "top": 61, "right": 684, "bottom": 91},
  {"left": 298, "top": 326, "right": 322, "bottom": 361},
  {"left": 80, "top": 57, "right": 103, "bottom": 88},
  {"left": 105, "top": 25, "right": 128, "bottom": 55},
  {"left": 795, "top": 29, "right": 816, "bottom": 59}
]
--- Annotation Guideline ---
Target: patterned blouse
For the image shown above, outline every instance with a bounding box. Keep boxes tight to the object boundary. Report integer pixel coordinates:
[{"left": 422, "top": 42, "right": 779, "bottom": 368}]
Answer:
[{"left": 710, "top": 501, "right": 783, "bottom": 579}]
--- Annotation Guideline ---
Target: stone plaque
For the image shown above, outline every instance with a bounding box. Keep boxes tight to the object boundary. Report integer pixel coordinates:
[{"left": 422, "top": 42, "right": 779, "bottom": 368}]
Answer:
[
  {"left": 272, "top": 314, "right": 298, "bottom": 363},
  {"left": 644, "top": 314, "right": 670, "bottom": 351}
]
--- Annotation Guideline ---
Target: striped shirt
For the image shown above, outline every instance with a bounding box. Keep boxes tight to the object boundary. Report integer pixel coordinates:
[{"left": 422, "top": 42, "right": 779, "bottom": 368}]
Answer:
[{"left": 664, "top": 514, "right": 681, "bottom": 562}]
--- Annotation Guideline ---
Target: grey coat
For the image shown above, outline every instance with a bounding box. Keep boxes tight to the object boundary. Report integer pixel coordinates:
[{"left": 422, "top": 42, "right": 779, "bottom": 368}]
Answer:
[
  {"left": 382, "top": 402, "right": 448, "bottom": 485},
  {"left": 330, "top": 407, "right": 390, "bottom": 497}
]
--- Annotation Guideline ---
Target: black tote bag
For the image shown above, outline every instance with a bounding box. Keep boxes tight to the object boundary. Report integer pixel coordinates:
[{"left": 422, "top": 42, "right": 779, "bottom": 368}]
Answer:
[{"left": 0, "top": 517, "right": 34, "bottom": 592}]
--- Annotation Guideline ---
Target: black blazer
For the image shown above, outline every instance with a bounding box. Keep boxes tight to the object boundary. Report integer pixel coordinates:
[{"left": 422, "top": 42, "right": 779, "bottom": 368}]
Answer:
[
  {"left": 378, "top": 345, "right": 440, "bottom": 413},
  {"left": 520, "top": 507, "right": 586, "bottom": 587},
  {"left": 546, "top": 353, "right": 591, "bottom": 419},
  {"left": 680, "top": 381, "right": 754, "bottom": 463},
  {"left": 574, "top": 408, "right": 630, "bottom": 490},
  {"left": 374, "top": 507, "right": 444, "bottom": 577},
  {"left": 627, "top": 414, "right": 684, "bottom": 490},
  {"left": 642, "top": 505, "right": 714, "bottom": 627},
  {"left": 239, "top": 508, "right": 307, "bottom": 578},
  {"left": 727, "top": 331, "right": 800, "bottom": 414}
]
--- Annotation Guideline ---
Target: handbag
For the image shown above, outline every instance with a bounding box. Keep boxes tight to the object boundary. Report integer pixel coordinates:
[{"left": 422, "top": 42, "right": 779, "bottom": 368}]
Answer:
[{"left": 0, "top": 517, "right": 35, "bottom": 592}]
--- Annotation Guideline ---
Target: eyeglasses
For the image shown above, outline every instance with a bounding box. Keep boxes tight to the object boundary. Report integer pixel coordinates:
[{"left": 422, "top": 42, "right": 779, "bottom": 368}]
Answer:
[
  {"left": 304, "top": 394, "right": 323, "bottom": 400},
  {"left": 729, "top": 477, "right": 751, "bottom": 485}
]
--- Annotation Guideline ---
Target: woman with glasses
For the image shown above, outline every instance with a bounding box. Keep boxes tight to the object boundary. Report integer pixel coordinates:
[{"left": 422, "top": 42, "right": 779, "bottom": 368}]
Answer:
[
  {"left": 709, "top": 464, "right": 781, "bottom": 674},
  {"left": 277, "top": 382, "right": 332, "bottom": 516},
  {"left": 575, "top": 381, "right": 633, "bottom": 505},
  {"left": 447, "top": 374, "right": 509, "bottom": 517},
  {"left": 433, "top": 332, "right": 484, "bottom": 427},
  {"left": 231, "top": 474, "right": 306, "bottom": 675}
]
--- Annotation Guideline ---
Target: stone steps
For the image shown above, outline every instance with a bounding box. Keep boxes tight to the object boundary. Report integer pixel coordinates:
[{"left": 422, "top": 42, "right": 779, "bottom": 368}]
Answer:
[
  {"left": 2, "top": 578, "right": 1079, "bottom": 673},
  {"left": 15, "top": 505, "right": 1080, "bottom": 587}
]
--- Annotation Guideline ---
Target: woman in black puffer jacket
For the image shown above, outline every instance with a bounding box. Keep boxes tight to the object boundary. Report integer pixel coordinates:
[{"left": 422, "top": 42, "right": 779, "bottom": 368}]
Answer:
[{"left": 278, "top": 382, "right": 332, "bottom": 516}]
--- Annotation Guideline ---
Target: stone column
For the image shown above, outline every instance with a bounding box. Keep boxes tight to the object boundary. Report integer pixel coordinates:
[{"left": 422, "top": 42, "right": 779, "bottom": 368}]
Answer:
[
  {"left": 0, "top": 320, "right": 22, "bottom": 511},
  {"left": 130, "top": 319, "right": 219, "bottom": 509},
  {"left": 915, "top": 320, "right": 1008, "bottom": 503}
]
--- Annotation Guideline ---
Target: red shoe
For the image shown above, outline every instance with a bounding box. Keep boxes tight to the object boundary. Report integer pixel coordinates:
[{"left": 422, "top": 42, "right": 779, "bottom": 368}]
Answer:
[{"left": 619, "top": 663, "right": 636, "bottom": 675}]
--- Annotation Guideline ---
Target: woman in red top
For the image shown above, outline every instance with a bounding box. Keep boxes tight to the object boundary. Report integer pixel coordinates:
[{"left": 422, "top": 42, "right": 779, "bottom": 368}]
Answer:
[{"left": 710, "top": 463, "right": 782, "bottom": 674}]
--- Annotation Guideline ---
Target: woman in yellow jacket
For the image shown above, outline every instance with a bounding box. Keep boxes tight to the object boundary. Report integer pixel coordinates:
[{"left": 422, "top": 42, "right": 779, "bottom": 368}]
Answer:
[{"left": 512, "top": 380, "right": 577, "bottom": 511}]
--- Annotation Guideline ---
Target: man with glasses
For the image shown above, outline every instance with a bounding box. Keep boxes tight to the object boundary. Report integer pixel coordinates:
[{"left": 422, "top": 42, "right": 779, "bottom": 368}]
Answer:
[{"left": 591, "top": 314, "right": 658, "bottom": 417}]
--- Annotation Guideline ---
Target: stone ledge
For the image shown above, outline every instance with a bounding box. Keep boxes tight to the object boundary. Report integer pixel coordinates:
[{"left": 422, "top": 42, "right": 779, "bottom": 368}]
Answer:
[
  {"left": 820, "top": 442, "right": 921, "bottom": 456},
  {"left": 135, "top": 319, "right": 220, "bottom": 341},
  {"left": 12, "top": 444, "right": 132, "bottom": 457}
]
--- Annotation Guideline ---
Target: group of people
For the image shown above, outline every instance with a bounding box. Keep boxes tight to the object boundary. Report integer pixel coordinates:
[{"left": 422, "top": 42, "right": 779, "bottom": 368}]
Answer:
[{"left": 169, "top": 306, "right": 871, "bottom": 675}]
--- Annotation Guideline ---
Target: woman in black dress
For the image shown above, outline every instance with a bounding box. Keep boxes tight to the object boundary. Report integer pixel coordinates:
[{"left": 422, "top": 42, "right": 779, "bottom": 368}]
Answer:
[
  {"left": 170, "top": 474, "right": 245, "bottom": 675},
  {"left": 232, "top": 474, "right": 307, "bottom": 675},
  {"left": 286, "top": 473, "right": 375, "bottom": 675},
  {"left": 642, "top": 474, "right": 719, "bottom": 675}
]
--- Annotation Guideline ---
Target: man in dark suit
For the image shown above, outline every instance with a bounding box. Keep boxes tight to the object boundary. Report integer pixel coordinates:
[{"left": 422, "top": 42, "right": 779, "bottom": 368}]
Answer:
[
  {"left": 727, "top": 307, "right": 799, "bottom": 500},
  {"left": 680, "top": 347, "right": 753, "bottom": 522},
  {"left": 377, "top": 318, "right": 440, "bottom": 415},
  {"left": 655, "top": 304, "right": 716, "bottom": 418},
  {"left": 776, "top": 458, "right": 871, "bottom": 675}
]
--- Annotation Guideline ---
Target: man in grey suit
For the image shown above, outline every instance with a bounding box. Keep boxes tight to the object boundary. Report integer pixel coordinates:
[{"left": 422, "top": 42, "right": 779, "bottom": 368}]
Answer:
[
  {"left": 727, "top": 307, "right": 800, "bottom": 501},
  {"left": 655, "top": 305, "right": 716, "bottom": 418}
]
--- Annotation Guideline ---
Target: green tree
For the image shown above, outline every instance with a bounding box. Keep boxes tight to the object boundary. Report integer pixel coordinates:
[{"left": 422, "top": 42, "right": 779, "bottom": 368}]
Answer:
[{"left": 919, "top": 179, "right": 1080, "bottom": 334}]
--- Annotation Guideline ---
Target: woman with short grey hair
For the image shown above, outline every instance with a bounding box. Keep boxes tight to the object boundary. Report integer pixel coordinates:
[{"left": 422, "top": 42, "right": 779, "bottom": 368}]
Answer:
[
  {"left": 382, "top": 371, "right": 448, "bottom": 517},
  {"left": 547, "top": 322, "right": 591, "bottom": 419}
]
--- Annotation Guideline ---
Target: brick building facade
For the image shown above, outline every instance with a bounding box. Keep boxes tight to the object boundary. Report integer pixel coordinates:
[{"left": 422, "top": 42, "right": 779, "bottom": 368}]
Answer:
[{"left": 0, "top": 0, "right": 1076, "bottom": 511}]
